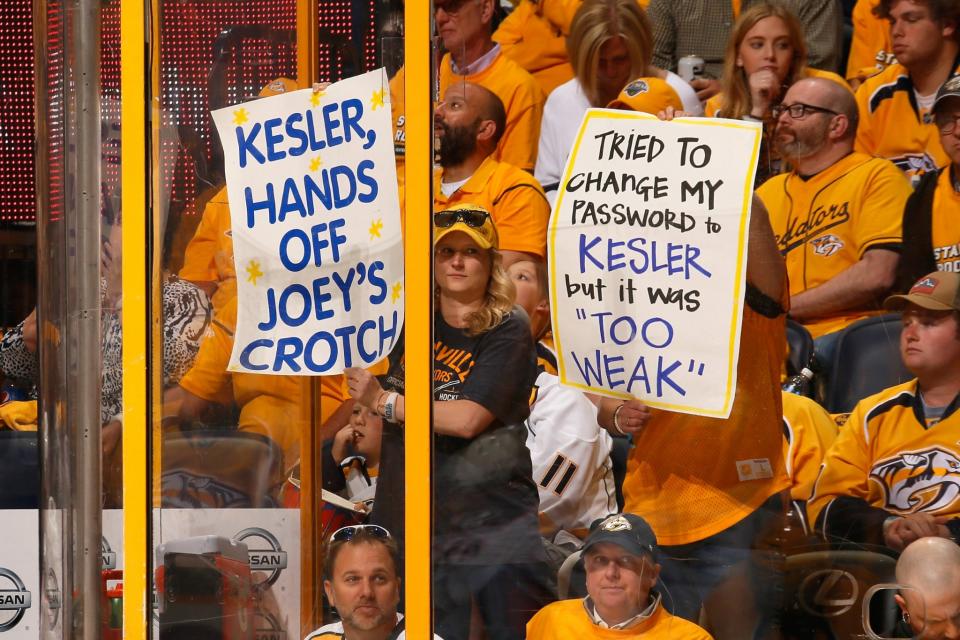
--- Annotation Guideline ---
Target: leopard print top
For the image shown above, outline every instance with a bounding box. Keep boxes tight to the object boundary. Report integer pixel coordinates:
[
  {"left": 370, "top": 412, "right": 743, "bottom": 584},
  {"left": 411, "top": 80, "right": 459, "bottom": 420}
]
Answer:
[{"left": 0, "top": 274, "right": 210, "bottom": 424}]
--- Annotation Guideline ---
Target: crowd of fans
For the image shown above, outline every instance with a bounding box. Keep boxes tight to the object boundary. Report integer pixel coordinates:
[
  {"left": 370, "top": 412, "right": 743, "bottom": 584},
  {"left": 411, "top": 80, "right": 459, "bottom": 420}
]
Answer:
[
  {"left": 6, "top": 0, "right": 960, "bottom": 638},
  {"left": 368, "top": 0, "right": 960, "bottom": 638}
]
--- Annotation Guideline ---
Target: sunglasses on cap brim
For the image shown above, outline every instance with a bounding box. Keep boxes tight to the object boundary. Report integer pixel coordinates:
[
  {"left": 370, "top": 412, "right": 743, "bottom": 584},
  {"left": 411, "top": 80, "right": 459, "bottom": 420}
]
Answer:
[
  {"left": 330, "top": 524, "right": 392, "bottom": 543},
  {"left": 434, "top": 209, "right": 491, "bottom": 229}
]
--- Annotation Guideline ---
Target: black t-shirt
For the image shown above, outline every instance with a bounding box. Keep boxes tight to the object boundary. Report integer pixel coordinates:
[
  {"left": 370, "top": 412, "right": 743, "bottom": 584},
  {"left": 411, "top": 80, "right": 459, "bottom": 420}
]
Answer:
[{"left": 372, "top": 309, "right": 545, "bottom": 565}]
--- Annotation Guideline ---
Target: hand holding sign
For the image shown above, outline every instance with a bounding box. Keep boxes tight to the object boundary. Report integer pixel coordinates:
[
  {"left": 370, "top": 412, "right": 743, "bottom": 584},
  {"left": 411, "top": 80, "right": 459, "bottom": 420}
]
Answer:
[
  {"left": 211, "top": 69, "right": 404, "bottom": 376},
  {"left": 549, "top": 110, "right": 761, "bottom": 417}
]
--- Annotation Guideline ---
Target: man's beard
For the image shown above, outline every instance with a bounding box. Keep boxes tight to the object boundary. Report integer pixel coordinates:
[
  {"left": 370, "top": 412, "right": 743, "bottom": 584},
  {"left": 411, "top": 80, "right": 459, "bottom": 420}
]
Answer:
[
  {"left": 342, "top": 605, "right": 392, "bottom": 632},
  {"left": 774, "top": 122, "right": 829, "bottom": 160},
  {"left": 438, "top": 120, "right": 479, "bottom": 167}
]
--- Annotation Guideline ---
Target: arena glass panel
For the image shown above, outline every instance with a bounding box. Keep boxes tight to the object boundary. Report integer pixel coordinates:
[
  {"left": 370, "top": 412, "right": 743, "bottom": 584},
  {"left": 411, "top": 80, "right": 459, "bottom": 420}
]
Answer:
[
  {"left": 147, "top": 1, "right": 425, "bottom": 639},
  {"left": 27, "top": 0, "right": 125, "bottom": 633},
  {"left": 15, "top": 0, "right": 935, "bottom": 637},
  {"left": 419, "top": 5, "right": 928, "bottom": 640}
]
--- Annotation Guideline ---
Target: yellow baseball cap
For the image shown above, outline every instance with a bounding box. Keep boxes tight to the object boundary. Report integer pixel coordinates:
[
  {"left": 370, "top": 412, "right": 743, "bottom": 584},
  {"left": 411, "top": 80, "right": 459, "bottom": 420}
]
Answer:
[
  {"left": 608, "top": 77, "right": 683, "bottom": 114},
  {"left": 259, "top": 77, "right": 300, "bottom": 97},
  {"left": 433, "top": 203, "right": 499, "bottom": 250}
]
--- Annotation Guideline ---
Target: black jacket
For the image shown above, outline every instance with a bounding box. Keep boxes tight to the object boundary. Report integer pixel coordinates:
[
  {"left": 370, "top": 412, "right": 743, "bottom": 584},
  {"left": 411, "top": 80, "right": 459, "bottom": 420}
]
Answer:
[{"left": 894, "top": 168, "right": 941, "bottom": 292}]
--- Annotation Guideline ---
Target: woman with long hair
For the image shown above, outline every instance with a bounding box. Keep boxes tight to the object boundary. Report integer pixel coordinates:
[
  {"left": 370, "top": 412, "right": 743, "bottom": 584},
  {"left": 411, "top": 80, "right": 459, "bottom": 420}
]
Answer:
[
  {"left": 706, "top": 3, "right": 847, "bottom": 182},
  {"left": 535, "top": 0, "right": 701, "bottom": 202},
  {"left": 346, "top": 204, "right": 552, "bottom": 640}
]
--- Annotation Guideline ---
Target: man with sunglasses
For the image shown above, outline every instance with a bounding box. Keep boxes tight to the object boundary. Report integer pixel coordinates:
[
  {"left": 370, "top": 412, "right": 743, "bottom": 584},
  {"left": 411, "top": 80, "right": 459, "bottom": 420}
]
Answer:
[
  {"left": 756, "top": 76, "right": 912, "bottom": 368},
  {"left": 897, "top": 76, "right": 960, "bottom": 291},
  {"left": 526, "top": 513, "right": 712, "bottom": 639},
  {"left": 306, "top": 525, "right": 444, "bottom": 640}
]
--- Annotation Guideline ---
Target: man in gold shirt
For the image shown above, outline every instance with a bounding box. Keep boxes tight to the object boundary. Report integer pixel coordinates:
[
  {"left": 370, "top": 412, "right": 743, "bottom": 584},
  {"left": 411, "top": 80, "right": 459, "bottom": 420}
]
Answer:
[
  {"left": 527, "top": 514, "right": 712, "bottom": 639},
  {"left": 757, "top": 77, "right": 911, "bottom": 366}
]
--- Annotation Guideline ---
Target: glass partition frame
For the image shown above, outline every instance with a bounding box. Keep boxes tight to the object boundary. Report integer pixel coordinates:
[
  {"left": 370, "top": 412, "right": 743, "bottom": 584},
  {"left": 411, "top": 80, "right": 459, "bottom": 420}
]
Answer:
[{"left": 119, "top": 1, "right": 436, "bottom": 637}]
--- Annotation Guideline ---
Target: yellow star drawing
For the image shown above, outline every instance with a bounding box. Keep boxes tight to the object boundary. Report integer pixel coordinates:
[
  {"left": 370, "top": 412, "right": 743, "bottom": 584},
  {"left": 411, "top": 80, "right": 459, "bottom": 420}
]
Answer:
[
  {"left": 310, "top": 90, "right": 325, "bottom": 107},
  {"left": 309, "top": 156, "right": 323, "bottom": 172},
  {"left": 391, "top": 281, "right": 403, "bottom": 303},
  {"left": 246, "top": 259, "right": 264, "bottom": 285},
  {"left": 232, "top": 108, "right": 249, "bottom": 125},
  {"left": 370, "top": 88, "right": 386, "bottom": 110},
  {"left": 368, "top": 218, "right": 384, "bottom": 239}
]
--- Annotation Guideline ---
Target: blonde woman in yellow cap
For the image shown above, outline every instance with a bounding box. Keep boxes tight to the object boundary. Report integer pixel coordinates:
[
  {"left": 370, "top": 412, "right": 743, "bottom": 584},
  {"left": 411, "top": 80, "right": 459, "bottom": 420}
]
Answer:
[{"left": 346, "top": 204, "right": 553, "bottom": 640}]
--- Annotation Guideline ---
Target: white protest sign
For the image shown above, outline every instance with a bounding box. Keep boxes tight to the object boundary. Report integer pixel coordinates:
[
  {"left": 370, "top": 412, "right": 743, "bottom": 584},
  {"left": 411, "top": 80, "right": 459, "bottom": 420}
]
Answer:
[
  {"left": 549, "top": 110, "right": 761, "bottom": 418},
  {"left": 212, "top": 69, "right": 403, "bottom": 376}
]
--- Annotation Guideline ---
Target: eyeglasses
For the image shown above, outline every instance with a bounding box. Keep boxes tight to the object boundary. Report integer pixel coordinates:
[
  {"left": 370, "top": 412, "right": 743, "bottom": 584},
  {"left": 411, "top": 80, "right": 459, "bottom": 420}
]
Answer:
[
  {"left": 935, "top": 112, "right": 960, "bottom": 134},
  {"left": 583, "top": 552, "right": 647, "bottom": 573},
  {"left": 772, "top": 102, "right": 840, "bottom": 120},
  {"left": 434, "top": 208, "right": 490, "bottom": 229},
  {"left": 330, "top": 524, "right": 392, "bottom": 543}
]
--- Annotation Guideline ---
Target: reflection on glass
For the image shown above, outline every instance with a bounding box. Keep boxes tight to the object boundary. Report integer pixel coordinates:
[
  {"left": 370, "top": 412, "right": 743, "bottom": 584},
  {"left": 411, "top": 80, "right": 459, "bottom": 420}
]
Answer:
[{"left": 152, "top": 1, "right": 396, "bottom": 638}]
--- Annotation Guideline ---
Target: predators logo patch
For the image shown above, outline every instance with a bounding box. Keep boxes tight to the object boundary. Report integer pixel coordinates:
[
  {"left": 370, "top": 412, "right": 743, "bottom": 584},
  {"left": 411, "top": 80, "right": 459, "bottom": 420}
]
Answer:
[
  {"left": 870, "top": 447, "right": 960, "bottom": 513},
  {"left": 811, "top": 234, "right": 843, "bottom": 257}
]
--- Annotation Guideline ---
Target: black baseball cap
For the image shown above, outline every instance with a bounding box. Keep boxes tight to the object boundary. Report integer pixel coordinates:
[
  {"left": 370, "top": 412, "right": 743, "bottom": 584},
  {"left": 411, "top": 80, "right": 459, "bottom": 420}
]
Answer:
[
  {"left": 933, "top": 76, "right": 960, "bottom": 113},
  {"left": 583, "top": 514, "right": 657, "bottom": 558}
]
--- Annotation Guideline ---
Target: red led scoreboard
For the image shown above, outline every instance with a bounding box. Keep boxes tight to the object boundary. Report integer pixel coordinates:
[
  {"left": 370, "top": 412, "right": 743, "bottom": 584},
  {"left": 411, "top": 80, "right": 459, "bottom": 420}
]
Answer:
[{"left": 0, "top": 0, "right": 379, "bottom": 226}]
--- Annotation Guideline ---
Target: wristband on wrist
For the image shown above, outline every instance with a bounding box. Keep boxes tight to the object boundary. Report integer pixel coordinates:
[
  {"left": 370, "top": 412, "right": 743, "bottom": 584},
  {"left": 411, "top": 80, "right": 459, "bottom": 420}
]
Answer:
[
  {"left": 382, "top": 392, "right": 399, "bottom": 422},
  {"left": 375, "top": 391, "right": 389, "bottom": 417},
  {"left": 612, "top": 403, "right": 627, "bottom": 436}
]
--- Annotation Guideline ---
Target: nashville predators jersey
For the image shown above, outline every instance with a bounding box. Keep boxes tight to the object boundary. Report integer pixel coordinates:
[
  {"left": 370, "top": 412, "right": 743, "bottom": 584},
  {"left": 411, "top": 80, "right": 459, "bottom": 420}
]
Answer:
[
  {"left": 807, "top": 380, "right": 960, "bottom": 545},
  {"left": 756, "top": 152, "right": 909, "bottom": 338},
  {"left": 855, "top": 62, "right": 960, "bottom": 184},
  {"left": 782, "top": 391, "right": 838, "bottom": 503},
  {"left": 846, "top": 0, "right": 896, "bottom": 82},
  {"left": 931, "top": 168, "right": 960, "bottom": 273}
]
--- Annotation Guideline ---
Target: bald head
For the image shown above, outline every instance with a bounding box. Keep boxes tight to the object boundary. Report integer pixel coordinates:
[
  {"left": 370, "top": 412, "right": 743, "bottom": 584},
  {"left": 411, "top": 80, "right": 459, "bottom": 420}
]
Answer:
[
  {"left": 465, "top": 82, "right": 507, "bottom": 147},
  {"left": 793, "top": 77, "right": 859, "bottom": 140},
  {"left": 896, "top": 538, "right": 960, "bottom": 639},
  {"left": 897, "top": 537, "right": 960, "bottom": 591},
  {"left": 439, "top": 82, "right": 507, "bottom": 147}
]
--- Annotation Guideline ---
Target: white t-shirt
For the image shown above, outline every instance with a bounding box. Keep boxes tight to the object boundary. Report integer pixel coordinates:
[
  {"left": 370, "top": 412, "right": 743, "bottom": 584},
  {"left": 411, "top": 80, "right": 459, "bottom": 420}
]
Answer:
[
  {"left": 439, "top": 176, "right": 470, "bottom": 198},
  {"left": 535, "top": 73, "right": 702, "bottom": 204}
]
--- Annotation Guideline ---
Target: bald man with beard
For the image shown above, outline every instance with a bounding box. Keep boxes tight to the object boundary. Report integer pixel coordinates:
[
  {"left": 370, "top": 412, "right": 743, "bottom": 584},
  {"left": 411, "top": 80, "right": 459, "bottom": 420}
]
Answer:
[
  {"left": 433, "top": 81, "right": 550, "bottom": 267},
  {"left": 895, "top": 537, "right": 960, "bottom": 640},
  {"left": 756, "top": 77, "right": 912, "bottom": 368}
]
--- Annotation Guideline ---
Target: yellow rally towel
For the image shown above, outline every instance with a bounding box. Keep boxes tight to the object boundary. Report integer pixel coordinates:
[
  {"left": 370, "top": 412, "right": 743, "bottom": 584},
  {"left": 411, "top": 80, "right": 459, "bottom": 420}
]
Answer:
[{"left": 0, "top": 400, "right": 38, "bottom": 431}]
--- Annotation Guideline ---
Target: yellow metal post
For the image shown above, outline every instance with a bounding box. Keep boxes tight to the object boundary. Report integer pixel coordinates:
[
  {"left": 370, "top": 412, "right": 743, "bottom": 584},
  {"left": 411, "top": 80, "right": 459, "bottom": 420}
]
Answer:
[
  {"left": 403, "top": 2, "right": 433, "bottom": 636},
  {"left": 121, "top": 0, "right": 149, "bottom": 635}
]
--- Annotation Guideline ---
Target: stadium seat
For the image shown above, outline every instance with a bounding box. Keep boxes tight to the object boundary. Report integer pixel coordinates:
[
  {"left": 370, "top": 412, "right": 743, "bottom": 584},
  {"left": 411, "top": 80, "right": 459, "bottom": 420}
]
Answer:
[
  {"left": 161, "top": 429, "right": 285, "bottom": 508},
  {"left": 0, "top": 430, "right": 39, "bottom": 508},
  {"left": 786, "top": 319, "right": 815, "bottom": 378},
  {"left": 556, "top": 549, "right": 583, "bottom": 599},
  {"left": 822, "top": 314, "right": 911, "bottom": 414}
]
